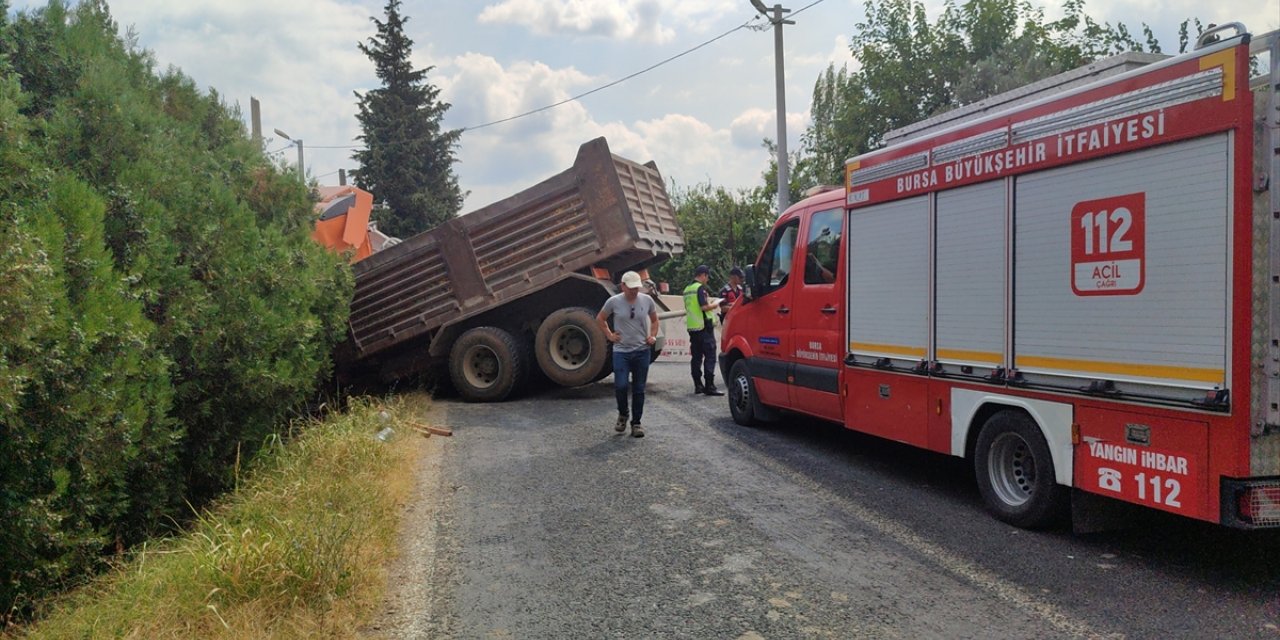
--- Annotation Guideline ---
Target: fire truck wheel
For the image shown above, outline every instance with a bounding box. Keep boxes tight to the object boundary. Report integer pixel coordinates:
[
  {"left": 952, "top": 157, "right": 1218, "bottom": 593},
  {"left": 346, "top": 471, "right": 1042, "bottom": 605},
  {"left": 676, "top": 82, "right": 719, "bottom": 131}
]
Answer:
[
  {"left": 728, "top": 359, "right": 774, "bottom": 426},
  {"left": 449, "top": 326, "right": 528, "bottom": 402},
  {"left": 974, "top": 410, "right": 1068, "bottom": 528},
  {"left": 535, "top": 307, "right": 610, "bottom": 388}
]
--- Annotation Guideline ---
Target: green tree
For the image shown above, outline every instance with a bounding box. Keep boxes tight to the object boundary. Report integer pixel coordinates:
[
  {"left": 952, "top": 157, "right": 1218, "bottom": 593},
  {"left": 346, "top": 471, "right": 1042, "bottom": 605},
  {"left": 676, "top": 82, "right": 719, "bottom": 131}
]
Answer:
[
  {"left": 801, "top": 0, "right": 1184, "bottom": 185},
  {"left": 652, "top": 184, "right": 776, "bottom": 288},
  {"left": 0, "top": 0, "right": 352, "bottom": 621},
  {"left": 352, "top": 0, "right": 463, "bottom": 238}
]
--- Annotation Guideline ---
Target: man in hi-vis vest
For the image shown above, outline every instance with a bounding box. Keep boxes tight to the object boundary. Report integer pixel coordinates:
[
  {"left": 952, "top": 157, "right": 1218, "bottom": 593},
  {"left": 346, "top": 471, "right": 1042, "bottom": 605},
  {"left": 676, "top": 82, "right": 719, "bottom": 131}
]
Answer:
[{"left": 684, "top": 265, "right": 723, "bottom": 396}]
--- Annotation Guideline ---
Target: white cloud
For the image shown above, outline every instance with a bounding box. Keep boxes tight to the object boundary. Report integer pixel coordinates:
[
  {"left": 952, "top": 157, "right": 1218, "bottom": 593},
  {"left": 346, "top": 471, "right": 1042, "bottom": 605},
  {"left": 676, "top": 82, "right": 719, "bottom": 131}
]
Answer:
[
  {"left": 728, "top": 108, "right": 805, "bottom": 151},
  {"left": 439, "top": 53, "right": 595, "bottom": 133},
  {"left": 478, "top": 0, "right": 672, "bottom": 43},
  {"left": 433, "top": 52, "right": 770, "bottom": 207},
  {"left": 1079, "top": 0, "right": 1279, "bottom": 34},
  {"left": 434, "top": 52, "right": 636, "bottom": 206},
  {"left": 477, "top": 0, "right": 743, "bottom": 43},
  {"left": 730, "top": 108, "right": 773, "bottom": 150}
]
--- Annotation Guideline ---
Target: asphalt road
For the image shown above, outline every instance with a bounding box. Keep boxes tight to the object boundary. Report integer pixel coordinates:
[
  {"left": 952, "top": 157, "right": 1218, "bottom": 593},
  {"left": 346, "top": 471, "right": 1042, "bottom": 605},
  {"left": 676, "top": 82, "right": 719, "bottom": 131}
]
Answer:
[{"left": 409, "top": 361, "right": 1280, "bottom": 639}]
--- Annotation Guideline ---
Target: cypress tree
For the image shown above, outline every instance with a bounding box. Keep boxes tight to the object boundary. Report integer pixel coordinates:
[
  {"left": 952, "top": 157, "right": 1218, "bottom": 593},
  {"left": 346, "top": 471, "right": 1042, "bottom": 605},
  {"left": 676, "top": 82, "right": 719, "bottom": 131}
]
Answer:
[{"left": 353, "top": 0, "right": 463, "bottom": 238}]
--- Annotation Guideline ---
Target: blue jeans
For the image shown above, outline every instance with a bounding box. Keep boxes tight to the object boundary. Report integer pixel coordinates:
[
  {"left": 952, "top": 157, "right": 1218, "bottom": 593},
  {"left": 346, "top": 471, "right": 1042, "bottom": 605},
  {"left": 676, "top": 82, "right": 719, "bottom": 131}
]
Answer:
[{"left": 614, "top": 349, "right": 651, "bottom": 424}]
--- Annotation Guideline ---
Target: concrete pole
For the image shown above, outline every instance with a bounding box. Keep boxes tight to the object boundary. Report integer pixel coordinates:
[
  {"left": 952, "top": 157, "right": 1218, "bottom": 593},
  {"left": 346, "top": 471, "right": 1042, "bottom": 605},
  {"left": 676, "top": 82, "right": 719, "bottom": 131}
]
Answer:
[
  {"left": 339, "top": 168, "right": 347, "bottom": 186},
  {"left": 295, "top": 139, "right": 305, "bottom": 183},
  {"left": 250, "top": 96, "right": 262, "bottom": 147},
  {"left": 762, "top": 3, "right": 794, "bottom": 215}
]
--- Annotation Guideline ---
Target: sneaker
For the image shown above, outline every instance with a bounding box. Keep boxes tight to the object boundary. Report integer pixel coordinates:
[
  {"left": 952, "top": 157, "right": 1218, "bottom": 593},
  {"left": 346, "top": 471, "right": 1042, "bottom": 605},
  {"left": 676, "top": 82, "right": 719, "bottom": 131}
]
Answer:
[
  {"left": 615, "top": 415, "right": 628, "bottom": 433},
  {"left": 631, "top": 423, "right": 645, "bottom": 438}
]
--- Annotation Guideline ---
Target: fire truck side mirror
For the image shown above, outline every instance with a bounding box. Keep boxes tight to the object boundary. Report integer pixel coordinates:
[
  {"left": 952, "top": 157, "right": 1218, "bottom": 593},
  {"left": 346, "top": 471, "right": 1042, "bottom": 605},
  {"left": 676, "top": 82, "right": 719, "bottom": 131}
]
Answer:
[{"left": 743, "top": 264, "right": 759, "bottom": 301}]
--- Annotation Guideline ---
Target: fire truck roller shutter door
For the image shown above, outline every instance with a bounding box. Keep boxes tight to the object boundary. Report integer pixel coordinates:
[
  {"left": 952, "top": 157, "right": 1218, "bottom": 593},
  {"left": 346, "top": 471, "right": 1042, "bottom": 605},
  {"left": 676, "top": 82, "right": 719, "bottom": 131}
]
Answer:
[
  {"left": 847, "top": 195, "right": 930, "bottom": 367},
  {"left": 935, "top": 181, "right": 1007, "bottom": 376},
  {"left": 1013, "top": 134, "right": 1229, "bottom": 400}
]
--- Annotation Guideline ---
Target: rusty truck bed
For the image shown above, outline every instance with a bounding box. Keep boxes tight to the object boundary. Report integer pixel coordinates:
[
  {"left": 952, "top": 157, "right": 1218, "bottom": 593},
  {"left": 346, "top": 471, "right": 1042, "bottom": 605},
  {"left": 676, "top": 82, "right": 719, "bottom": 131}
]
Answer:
[{"left": 346, "top": 137, "right": 682, "bottom": 359}]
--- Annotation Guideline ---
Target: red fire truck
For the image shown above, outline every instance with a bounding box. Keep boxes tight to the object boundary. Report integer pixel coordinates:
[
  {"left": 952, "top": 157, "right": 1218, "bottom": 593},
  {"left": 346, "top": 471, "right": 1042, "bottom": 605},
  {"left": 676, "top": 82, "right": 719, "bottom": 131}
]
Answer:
[{"left": 721, "top": 24, "right": 1280, "bottom": 529}]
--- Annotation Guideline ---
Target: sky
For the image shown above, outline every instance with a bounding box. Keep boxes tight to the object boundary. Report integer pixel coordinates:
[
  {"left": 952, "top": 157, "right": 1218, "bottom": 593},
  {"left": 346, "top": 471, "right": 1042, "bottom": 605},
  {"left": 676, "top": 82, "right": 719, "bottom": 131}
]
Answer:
[{"left": 9, "top": 0, "right": 1279, "bottom": 211}]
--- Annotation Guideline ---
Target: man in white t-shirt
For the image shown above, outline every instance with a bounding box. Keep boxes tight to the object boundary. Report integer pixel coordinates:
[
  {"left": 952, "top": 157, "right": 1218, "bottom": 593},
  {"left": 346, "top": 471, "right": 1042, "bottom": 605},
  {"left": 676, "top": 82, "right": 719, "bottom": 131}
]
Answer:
[{"left": 596, "top": 271, "right": 659, "bottom": 437}]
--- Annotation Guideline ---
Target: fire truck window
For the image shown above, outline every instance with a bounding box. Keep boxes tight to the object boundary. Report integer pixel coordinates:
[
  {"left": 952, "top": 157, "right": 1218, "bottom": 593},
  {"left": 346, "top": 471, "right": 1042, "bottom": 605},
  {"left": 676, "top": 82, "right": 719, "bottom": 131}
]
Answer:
[
  {"left": 759, "top": 221, "right": 799, "bottom": 291},
  {"left": 803, "top": 209, "right": 842, "bottom": 285}
]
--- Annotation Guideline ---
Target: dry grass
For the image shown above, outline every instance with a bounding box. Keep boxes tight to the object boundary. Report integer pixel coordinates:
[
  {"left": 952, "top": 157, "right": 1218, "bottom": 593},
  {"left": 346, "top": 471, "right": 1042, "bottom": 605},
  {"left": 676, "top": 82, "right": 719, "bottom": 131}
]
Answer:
[{"left": 10, "top": 394, "right": 432, "bottom": 640}]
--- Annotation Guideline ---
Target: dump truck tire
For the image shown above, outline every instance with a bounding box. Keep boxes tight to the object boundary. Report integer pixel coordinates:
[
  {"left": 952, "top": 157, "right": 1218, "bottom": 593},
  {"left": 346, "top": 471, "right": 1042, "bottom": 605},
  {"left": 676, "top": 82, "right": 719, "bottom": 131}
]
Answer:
[
  {"left": 449, "top": 326, "right": 527, "bottom": 402},
  {"left": 591, "top": 347, "right": 614, "bottom": 382},
  {"left": 535, "top": 307, "right": 610, "bottom": 388}
]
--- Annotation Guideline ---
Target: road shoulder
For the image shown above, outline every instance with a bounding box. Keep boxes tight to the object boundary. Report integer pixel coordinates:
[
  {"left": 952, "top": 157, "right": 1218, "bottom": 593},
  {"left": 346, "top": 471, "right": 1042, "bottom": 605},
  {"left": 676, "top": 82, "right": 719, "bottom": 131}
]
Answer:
[{"left": 373, "top": 401, "right": 457, "bottom": 638}]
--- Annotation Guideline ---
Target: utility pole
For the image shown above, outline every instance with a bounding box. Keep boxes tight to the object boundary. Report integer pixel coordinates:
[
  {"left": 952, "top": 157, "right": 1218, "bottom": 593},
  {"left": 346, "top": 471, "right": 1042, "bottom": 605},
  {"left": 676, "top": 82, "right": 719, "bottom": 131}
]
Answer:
[
  {"left": 751, "top": 0, "right": 793, "bottom": 214},
  {"left": 294, "top": 139, "right": 304, "bottom": 182},
  {"left": 250, "top": 97, "right": 262, "bottom": 147}
]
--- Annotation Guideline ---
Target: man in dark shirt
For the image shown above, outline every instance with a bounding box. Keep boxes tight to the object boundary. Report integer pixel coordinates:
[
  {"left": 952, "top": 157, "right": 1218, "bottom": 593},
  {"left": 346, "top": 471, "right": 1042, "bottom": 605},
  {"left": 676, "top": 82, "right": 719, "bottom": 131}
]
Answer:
[{"left": 718, "top": 266, "right": 745, "bottom": 324}]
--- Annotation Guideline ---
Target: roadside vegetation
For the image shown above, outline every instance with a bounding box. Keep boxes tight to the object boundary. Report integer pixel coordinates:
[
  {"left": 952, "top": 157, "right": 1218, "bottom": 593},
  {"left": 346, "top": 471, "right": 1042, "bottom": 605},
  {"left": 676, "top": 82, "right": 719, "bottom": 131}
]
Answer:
[
  {"left": 0, "top": 0, "right": 352, "bottom": 623},
  {"left": 7, "top": 396, "right": 430, "bottom": 639}
]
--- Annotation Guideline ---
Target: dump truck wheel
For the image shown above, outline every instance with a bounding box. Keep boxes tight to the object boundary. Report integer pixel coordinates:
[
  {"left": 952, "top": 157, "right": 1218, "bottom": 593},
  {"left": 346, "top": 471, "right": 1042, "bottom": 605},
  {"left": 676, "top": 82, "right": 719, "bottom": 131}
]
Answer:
[
  {"left": 591, "top": 346, "right": 614, "bottom": 382},
  {"left": 535, "top": 307, "right": 609, "bottom": 387},
  {"left": 974, "top": 411, "right": 1068, "bottom": 528},
  {"left": 449, "top": 327, "right": 527, "bottom": 402}
]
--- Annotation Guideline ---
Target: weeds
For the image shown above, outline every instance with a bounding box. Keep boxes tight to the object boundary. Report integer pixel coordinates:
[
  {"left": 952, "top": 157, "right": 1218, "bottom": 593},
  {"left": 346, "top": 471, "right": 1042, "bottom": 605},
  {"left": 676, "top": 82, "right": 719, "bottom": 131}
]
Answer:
[{"left": 9, "top": 394, "right": 430, "bottom": 639}]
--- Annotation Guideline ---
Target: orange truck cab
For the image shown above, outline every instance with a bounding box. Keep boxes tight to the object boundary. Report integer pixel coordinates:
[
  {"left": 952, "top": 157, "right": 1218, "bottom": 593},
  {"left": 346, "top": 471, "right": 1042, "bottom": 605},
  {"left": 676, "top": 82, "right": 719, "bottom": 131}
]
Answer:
[{"left": 313, "top": 185, "right": 375, "bottom": 262}]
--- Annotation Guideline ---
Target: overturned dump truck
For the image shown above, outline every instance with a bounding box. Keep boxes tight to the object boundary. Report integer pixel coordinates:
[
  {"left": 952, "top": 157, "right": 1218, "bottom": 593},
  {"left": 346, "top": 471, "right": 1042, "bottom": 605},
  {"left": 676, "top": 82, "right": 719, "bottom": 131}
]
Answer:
[{"left": 336, "top": 137, "right": 684, "bottom": 401}]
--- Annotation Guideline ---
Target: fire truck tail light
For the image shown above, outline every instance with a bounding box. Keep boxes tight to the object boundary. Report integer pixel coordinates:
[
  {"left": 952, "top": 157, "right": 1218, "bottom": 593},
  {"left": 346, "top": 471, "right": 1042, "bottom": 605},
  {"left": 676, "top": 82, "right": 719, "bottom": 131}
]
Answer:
[{"left": 1231, "top": 481, "right": 1280, "bottom": 527}]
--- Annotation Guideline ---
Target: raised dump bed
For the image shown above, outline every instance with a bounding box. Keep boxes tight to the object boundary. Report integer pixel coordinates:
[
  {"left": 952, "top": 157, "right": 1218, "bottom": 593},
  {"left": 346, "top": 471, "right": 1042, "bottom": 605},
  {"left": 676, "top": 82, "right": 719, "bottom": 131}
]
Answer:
[{"left": 339, "top": 137, "right": 683, "bottom": 401}]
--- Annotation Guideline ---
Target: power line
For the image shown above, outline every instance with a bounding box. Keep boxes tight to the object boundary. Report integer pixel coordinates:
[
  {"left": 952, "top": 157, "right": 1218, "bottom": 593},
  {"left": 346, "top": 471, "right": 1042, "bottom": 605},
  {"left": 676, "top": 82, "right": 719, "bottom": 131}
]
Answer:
[
  {"left": 463, "top": 14, "right": 764, "bottom": 132},
  {"left": 297, "top": 11, "right": 770, "bottom": 149},
  {"left": 787, "top": 0, "right": 828, "bottom": 21}
]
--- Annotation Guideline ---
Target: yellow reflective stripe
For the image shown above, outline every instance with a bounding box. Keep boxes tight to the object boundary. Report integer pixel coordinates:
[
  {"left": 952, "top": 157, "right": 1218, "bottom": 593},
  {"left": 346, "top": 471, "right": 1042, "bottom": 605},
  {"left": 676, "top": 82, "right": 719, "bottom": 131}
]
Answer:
[
  {"left": 1198, "top": 49, "right": 1236, "bottom": 101},
  {"left": 1015, "top": 355, "right": 1223, "bottom": 383},
  {"left": 849, "top": 342, "right": 927, "bottom": 358},
  {"left": 936, "top": 348, "right": 1003, "bottom": 364}
]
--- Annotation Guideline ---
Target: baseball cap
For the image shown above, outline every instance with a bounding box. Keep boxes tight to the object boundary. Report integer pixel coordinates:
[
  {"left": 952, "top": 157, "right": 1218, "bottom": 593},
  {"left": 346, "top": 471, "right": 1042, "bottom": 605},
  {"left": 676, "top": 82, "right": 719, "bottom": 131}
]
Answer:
[
  {"left": 694, "top": 264, "right": 711, "bottom": 276},
  {"left": 620, "top": 271, "right": 643, "bottom": 288},
  {"left": 729, "top": 266, "right": 745, "bottom": 277}
]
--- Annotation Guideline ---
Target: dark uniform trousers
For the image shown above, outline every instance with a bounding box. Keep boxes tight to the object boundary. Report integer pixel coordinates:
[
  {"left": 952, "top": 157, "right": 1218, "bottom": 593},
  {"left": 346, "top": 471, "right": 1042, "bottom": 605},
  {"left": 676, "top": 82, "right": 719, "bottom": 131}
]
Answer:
[{"left": 689, "top": 328, "right": 717, "bottom": 385}]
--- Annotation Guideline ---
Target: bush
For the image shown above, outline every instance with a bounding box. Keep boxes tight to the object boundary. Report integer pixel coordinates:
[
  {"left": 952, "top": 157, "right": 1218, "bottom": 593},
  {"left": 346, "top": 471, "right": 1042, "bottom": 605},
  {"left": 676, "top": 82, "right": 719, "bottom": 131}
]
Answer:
[{"left": 0, "top": 0, "right": 353, "bottom": 622}]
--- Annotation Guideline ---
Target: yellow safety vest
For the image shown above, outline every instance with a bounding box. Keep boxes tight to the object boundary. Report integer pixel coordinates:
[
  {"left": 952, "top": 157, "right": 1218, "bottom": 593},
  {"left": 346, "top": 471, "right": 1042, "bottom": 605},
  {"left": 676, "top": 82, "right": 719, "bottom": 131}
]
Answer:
[{"left": 684, "top": 282, "right": 714, "bottom": 331}]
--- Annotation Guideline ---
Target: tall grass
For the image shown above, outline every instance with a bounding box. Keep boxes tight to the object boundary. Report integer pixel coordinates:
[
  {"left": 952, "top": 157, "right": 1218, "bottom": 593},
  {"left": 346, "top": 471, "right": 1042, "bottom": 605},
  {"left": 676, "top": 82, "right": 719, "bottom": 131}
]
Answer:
[{"left": 9, "top": 394, "right": 429, "bottom": 639}]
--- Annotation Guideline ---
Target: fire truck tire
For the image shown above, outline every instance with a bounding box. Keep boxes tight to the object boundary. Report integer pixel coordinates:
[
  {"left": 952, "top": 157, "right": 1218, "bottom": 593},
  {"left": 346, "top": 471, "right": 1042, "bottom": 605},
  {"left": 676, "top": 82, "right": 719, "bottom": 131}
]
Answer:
[
  {"left": 974, "top": 411, "right": 1068, "bottom": 528},
  {"left": 535, "top": 307, "right": 610, "bottom": 388},
  {"left": 728, "top": 359, "right": 777, "bottom": 426},
  {"left": 449, "top": 326, "right": 528, "bottom": 402}
]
